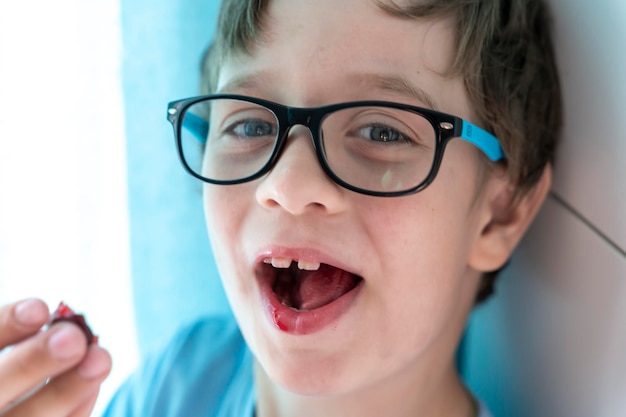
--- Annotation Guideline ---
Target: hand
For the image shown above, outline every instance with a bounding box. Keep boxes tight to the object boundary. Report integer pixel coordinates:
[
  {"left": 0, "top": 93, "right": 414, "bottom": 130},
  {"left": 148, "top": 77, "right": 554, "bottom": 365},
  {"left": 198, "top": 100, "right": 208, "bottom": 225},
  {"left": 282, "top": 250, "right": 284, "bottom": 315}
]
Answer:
[{"left": 0, "top": 299, "right": 112, "bottom": 417}]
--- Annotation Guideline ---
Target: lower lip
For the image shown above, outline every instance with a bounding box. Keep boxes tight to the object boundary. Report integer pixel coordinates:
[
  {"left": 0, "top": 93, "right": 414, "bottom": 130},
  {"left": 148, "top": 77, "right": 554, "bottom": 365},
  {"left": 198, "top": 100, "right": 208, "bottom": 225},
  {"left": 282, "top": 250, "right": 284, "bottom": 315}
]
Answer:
[{"left": 259, "top": 278, "right": 363, "bottom": 336}]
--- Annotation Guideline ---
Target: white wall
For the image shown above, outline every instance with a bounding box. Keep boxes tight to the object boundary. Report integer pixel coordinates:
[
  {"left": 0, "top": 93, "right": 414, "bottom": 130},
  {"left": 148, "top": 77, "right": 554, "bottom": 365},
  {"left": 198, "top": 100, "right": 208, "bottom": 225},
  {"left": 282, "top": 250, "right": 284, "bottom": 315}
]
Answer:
[{"left": 465, "top": 1, "right": 626, "bottom": 416}]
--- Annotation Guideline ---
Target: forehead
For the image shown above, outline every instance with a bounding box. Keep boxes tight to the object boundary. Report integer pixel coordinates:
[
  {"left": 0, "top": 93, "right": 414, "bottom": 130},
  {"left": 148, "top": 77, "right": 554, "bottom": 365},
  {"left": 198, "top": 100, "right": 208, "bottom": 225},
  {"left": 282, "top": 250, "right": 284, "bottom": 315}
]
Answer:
[
  {"left": 216, "top": 0, "right": 469, "bottom": 116},
  {"left": 261, "top": 0, "right": 456, "bottom": 67}
]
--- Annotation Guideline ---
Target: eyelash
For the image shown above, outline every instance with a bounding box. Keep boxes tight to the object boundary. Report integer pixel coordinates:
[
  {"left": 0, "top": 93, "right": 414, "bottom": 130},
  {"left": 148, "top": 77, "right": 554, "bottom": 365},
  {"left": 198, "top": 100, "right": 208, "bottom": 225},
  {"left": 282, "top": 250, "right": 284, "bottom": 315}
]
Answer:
[
  {"left": 223, "top": 118, "right": 277, "bottom": 138},
  {"left": 356, "top": 124, "right": 409, "bottom": 143}
]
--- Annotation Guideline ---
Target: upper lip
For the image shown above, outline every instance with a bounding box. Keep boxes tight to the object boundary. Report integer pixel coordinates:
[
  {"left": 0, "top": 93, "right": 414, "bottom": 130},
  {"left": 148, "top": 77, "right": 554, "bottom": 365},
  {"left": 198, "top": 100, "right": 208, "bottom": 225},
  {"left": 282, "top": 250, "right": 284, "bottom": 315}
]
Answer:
[{"left": 253, "top": 245, "right": 362, "bottom": 278}]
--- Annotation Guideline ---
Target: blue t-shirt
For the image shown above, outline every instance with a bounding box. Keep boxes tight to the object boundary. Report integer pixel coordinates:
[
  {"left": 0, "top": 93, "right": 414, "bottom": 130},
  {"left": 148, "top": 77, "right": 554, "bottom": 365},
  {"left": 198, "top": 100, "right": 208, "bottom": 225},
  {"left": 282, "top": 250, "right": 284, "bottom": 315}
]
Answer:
[{"left": 103, "top": 317, "right": 492, "bottom": 417}]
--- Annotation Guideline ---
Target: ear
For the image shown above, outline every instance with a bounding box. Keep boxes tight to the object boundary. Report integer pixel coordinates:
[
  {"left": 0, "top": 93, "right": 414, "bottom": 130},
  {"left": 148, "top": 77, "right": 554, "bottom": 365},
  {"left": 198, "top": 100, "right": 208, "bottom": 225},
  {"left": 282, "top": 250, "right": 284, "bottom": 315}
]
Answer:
[{"left": 468, "top": 164, "right": 552, "bottom": 272}]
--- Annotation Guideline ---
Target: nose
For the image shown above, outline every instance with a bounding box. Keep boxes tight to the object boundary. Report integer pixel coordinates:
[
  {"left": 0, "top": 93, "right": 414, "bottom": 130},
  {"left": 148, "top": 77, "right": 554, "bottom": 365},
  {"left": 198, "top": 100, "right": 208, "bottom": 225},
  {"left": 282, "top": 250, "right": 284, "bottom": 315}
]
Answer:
[{"left": 255, "top": 126, "right": 347, "bottom": 215}]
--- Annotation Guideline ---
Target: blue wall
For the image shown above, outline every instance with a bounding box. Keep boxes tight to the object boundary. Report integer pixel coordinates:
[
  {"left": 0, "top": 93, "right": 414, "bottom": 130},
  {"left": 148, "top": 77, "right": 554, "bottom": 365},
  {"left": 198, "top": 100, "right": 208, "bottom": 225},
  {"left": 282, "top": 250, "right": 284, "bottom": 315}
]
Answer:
[{"left": 121, "top": 0, "right": 230, "bottom": 356}]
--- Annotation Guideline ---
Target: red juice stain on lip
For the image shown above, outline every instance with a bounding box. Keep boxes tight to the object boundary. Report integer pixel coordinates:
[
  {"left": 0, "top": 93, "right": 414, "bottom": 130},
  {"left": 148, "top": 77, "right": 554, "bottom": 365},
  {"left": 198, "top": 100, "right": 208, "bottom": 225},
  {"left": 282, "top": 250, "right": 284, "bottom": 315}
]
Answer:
[{"left": 272, "top": 308, "right": 289, "bottom": 332}]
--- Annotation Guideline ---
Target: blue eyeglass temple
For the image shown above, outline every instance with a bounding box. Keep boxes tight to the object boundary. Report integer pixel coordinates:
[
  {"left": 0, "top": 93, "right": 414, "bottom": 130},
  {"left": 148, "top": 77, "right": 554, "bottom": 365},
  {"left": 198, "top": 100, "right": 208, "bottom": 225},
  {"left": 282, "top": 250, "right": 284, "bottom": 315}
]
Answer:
[
  {"left": 182, "top": 113, "right": 210, "bottom": 143},
  {"left": 182, "top": 114, "right": 505, "bottom": 162},
  {"left": 459, "top": 121, "right": 505, "bottom": 161}
]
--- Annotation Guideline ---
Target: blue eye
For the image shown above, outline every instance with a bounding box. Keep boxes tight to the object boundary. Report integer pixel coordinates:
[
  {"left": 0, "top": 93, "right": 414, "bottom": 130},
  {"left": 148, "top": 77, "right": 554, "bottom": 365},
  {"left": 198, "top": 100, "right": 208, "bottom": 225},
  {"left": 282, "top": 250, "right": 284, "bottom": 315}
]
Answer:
[
  {"left": 358, "top": 124, "right": 406, "bottom": 143},
  {"left": 230, "top": 119, "right": 276, "bottom": 138}
]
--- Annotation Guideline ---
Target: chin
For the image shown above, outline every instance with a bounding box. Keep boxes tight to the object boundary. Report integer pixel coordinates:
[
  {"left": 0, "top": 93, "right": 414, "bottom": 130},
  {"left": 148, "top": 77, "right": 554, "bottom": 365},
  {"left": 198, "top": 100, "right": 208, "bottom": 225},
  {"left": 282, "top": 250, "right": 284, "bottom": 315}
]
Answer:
[{"left": 264, "top": 357, "right": 355, "bottom": 397}]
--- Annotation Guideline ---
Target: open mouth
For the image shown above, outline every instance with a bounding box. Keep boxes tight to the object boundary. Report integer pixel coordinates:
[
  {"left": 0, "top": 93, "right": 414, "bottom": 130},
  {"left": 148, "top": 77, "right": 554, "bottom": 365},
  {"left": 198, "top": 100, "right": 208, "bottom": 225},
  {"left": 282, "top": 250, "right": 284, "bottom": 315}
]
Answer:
[{"left": 262, "top": 257, "right": 363, "bottom": 311}]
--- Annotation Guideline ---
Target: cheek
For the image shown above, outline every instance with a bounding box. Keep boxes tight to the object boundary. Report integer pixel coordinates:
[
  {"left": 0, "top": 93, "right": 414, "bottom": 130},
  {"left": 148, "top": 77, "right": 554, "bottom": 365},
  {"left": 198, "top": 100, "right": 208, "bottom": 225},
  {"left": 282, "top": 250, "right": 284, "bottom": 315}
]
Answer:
[
  {"left": 203, "top": 182, "right": 258, "bottom": 246},
  {"left": 365, "top": 196, "right": 473, "bottom": 277},
  {"left": 203, "top": 186, "right": 250, "bottom": 291},
  {"left": 360, "top": 194, "right": 479, "bottom": 332},
  {"left": 203, "top": 185, "right": 268, "bottom": 346},
  {"left": 204, "top": 188, "right": 231, "bottom": 257}
]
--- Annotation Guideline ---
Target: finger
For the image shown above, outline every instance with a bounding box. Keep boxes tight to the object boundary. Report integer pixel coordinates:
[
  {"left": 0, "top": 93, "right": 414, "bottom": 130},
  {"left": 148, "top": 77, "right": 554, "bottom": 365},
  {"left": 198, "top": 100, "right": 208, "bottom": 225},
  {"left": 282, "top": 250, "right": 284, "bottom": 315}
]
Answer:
[
  {"left": 0, "top": 322, "right": 87, "bottom": 408},
  {"left": 68, "top": 392, "right": 99, "bottom": 417},
  {"left": 0, "top": 299, "right": 49, "bottom": 347},
  {"left": 1, "top": 345, "right": 111, "bottom": 417}
]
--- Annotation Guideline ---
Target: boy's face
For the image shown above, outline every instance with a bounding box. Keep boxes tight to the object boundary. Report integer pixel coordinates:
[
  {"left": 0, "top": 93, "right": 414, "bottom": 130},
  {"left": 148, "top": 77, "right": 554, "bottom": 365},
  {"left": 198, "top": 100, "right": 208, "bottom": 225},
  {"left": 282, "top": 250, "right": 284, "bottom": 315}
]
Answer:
[{"left": 204, "top": 0, "right": 499, "bottom": 396}]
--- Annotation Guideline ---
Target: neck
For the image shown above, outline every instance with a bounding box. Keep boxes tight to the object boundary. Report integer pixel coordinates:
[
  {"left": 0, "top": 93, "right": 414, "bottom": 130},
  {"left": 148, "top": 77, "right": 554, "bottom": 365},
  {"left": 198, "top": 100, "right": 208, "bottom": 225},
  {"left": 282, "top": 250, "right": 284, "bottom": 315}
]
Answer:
[{"left": 254, "top": 358, "right": 476, "bottom": 417}]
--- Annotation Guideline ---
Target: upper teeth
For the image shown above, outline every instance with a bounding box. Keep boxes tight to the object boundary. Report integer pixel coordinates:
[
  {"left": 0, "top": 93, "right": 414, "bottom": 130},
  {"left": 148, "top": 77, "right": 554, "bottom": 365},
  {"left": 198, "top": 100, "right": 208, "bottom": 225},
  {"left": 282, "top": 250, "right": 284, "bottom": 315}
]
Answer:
[{"left": 263, "top": 257, "right": 321, "bottom": 271}]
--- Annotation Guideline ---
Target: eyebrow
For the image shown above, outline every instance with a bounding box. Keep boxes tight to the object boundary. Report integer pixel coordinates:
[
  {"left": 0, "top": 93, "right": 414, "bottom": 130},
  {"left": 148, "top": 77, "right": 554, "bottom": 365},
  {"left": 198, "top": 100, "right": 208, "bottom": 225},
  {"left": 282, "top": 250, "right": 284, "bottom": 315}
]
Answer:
[
  {"left": 217, "top": 72, "right": 273, "bottom": 95},
  {"left": 217, "top": 71, "right": 439, "bottom": 110},
  {"left": 353, "top": 73, "right": 439, "bottom": 111}
]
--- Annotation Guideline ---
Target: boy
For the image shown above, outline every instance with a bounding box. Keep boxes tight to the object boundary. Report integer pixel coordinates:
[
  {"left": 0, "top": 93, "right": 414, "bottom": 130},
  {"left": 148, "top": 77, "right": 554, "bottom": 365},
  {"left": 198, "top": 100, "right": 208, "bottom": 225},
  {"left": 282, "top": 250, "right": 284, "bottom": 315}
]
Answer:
[{"left": 0, "top": 0, "right": 560, "bottom": 416}]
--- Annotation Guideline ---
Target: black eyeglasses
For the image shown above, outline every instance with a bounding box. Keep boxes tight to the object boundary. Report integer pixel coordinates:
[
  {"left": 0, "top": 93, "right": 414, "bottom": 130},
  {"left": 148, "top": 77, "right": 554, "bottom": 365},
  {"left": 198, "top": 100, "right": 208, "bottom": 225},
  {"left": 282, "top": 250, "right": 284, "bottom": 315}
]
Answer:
[{"left": 167, "top": 94, "right": 504, "bottom": 197}]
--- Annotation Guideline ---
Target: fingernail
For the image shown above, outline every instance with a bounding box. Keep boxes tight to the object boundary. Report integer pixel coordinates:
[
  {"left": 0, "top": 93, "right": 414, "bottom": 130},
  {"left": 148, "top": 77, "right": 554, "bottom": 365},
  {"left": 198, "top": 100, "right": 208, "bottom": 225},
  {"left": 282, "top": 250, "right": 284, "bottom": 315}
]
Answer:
[
  {"left": 78, "top": 348, "right": 110, "bottom": 379},
  {"left": 14, "top": 299, "right": 48, "bottom": 326},
  {"left": 48, "top": 324, "right": 85, "bottom": 359}
]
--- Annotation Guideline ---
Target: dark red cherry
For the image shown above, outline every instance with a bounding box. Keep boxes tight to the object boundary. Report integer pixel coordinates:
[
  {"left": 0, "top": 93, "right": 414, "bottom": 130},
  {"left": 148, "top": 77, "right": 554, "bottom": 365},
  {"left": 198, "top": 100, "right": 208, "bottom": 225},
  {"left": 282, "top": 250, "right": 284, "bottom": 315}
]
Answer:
[{"left": 49, "top": 302, "right": 98, "bottom": 345}]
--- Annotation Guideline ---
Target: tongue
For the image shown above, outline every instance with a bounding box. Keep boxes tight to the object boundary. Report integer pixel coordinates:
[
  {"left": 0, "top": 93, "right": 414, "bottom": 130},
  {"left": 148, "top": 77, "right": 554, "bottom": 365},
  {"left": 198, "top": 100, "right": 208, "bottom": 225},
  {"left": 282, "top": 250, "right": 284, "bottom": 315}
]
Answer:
[{"left": 294, "top": 264, "right": 359, "bottom": 311}]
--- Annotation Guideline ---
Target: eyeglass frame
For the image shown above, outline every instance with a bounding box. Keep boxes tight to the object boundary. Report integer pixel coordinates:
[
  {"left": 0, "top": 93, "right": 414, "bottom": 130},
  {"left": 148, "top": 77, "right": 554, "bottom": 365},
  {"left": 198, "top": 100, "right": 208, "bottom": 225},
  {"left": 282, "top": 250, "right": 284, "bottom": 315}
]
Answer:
[{"left": 167, "top": 94, "right": 505, "bottom": 197}]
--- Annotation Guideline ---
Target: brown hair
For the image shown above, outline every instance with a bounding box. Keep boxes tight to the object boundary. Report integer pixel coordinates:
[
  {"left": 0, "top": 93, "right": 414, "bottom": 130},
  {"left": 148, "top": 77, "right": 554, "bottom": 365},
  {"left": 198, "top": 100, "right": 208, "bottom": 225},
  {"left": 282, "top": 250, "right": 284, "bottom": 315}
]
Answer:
[{"left": 200, "top": 0, "right": 562, "bottom": 303}]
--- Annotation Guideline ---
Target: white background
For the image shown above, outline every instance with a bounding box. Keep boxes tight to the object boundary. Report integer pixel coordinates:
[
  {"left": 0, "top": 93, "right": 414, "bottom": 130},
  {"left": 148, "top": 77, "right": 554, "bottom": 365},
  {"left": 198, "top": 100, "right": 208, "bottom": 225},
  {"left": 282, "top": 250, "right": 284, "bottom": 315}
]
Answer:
[{"left": 0, "top": 1, "right": 138, "bottom": 415}]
